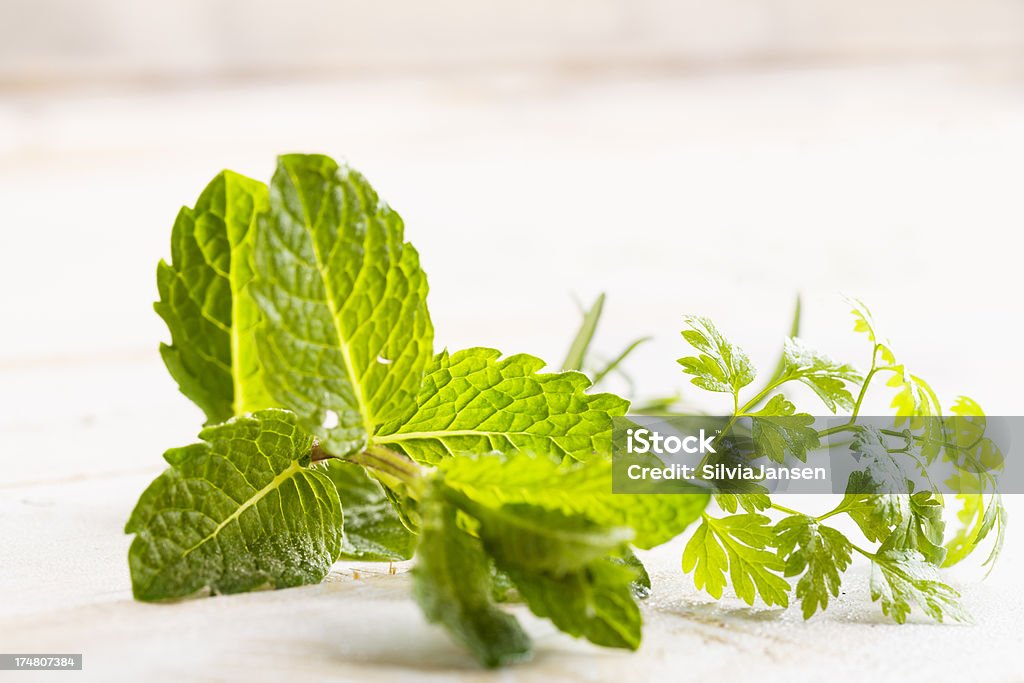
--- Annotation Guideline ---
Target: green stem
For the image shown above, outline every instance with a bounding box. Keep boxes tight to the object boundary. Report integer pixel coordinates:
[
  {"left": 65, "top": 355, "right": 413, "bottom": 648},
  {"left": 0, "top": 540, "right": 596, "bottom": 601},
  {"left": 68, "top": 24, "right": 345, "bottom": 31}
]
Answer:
[
  {"left": 702, "top": 378, "right": 788, "bottom": 470},
  {"left": 770, "top": 503, "right": 803, "bottom": 516},
  {"left": 850, "top": 542, "right": 877, "bottom": 560},
  {"left": 348, "top": 445, "right": 424, "bottom": 491}
]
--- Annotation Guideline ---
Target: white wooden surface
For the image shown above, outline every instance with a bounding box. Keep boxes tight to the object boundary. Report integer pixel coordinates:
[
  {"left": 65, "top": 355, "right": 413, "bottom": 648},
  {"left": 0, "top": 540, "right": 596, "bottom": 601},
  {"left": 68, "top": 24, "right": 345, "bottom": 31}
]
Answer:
[{"left": 2, "top": 62, "right": 1023, "bottom": 681}]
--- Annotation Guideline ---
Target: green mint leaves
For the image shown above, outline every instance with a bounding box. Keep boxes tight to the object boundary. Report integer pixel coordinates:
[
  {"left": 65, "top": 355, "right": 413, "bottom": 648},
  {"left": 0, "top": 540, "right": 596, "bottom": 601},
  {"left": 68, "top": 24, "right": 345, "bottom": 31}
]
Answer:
[
  {"left": 251, "top": 154, "right": 434, "bottom": 457},
  {"left": 440, "top": 453, "right": 707, "bottom": 549},
  {"left": 414, "top": 464, "right": 645, "bottom": 664},
  {"left": 412, "top": 484, "right": 533, "bottom": 668},
  {"left": 125, "top": 410, "right": 342, "bottom": 600},
  {"left": 155, "top": 171, "right": 274, "bottom": 424},
  {"left": 137, "top": 153, "right": 655, "bottom": 668},
  {"left": 374, "top": 348, "right": 628, "bottom": 464}
]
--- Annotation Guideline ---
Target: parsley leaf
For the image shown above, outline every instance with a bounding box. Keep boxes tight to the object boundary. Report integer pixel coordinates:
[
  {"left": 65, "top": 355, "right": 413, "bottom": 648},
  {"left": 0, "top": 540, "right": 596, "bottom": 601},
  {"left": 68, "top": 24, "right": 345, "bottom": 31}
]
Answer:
[
  {"left": 748, "top": 394, "right": 820, "bottom": 463},
  {"left": 882, "top": 491, "right": 947, "bottom": 566},
  {"left": 714, "top": 490, "right": 773, "bottom": 513},
  {"left": 847, "top": 296, "right": 896, "bottom": 365},
  {"left": 780, "top": 338, "right": 862, "bottom": 412},
  {"left": 155, "top": 171, "right": 274, "bottom": 424},
  {"left": 677, "top": 316, "right": 756, "bottom": 395},
  {"left": 373, "top": 348, "right": 629, "bottom": 464},
  {"left": 125, "top": 410, "right": 342, "bottom": 601},
  {"left": 870, "top": 549, "right": 971, "bottom": 624},
  {"left": 682, "top": 514, "right": 790, "bottom": 607},
  {"left": 251, "top": 154, "right": 433, "bottom": 457},
  {"left": 773, "top": 515, "right": 852, "bottom": 619}
]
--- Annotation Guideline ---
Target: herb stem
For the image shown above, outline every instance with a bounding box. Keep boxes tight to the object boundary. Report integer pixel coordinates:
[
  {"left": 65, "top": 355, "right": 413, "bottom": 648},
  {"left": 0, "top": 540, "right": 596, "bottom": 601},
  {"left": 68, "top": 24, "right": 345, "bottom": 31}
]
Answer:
[
  {"left": 770, "top": 503, "right": 803, "bottom": 517},
  {"left": 349, "top": 445, "right": 424, "bottom": 490}
]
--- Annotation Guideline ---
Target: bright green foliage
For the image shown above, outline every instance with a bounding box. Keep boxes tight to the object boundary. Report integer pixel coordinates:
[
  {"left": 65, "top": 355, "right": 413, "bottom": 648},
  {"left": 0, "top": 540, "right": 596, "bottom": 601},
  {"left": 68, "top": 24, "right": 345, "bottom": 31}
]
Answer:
[
  {"left": 944, "top": 491, "right": 1006, "bottom": 570},
  {"left": 715, "top": 491, "right": 772, "bottom": 513},
  {"left": 614, "top": 549, "right": 653, "bottom": 599},
  {"left": 779, "top": 338, "right": 862, "bottom": 412},
  {"left": 125, "top": 410, "right": 342, "bottom": 601},
  {"left": 941, "top": 396, "right": 1006, "bottom": 569},
  {"left": 883, "top": 491, "right": 946, "bottom": 566},
  {"left": 461, "top": 498, "right": 634, "bottom": 576},
  {"left": 839, "top": 430, "right": 914, "bottom": 544},
  {"left": 155, "top": 171, "right": 274, "bottom": 424},
  {"left": 505, "top": 559, "right": 642, "bottom": 650},
  {"left": 773, "top": 516, "right": 852, "bottom": 619},
  {"left": 440, "top": 453, "right": 707, "bottom": 549},
  {"left": 323, "top": 460, "right": 415, "bottom": 561},
  {"left": 138, "top": 154, "right": 1007, "bottom": 667},
  {"left": 677, "top": 316, "right": 756, "bottom": 394},
  {"left": 682, "top": 514, "right": 790, "bottom": 607},
  {"left": 848, "top": 297, "right": 896, "bottom": 365},
  {"left": 414, "top": 473, "right": 646, "bottom": 664},
  {"left": 374, "top": 348, "right": 629, "bottom": 464},
  {"left": 888, "top": 371, "right": 940, "bottom": 422},
  {"left": 251, "top": 154, "right": 433, "bottom": 457},
  {"left": 412, "top": 485, "right": 532, "bottom": 668},
  {"left": 748, "top": 395, "right": 820, "bottom": 463},
  {"left": 869, "top": 550, "right": 971, "bottom": 624}
]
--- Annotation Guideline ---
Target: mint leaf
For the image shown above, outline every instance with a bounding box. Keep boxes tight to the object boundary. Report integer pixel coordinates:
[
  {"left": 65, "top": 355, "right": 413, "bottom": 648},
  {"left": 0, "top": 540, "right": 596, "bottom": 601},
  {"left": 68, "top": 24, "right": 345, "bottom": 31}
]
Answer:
[
  {"left": 125, "top": 410, "right": 342, "bottom": 601},
  {"left": 251, "top": 154, "right": 433, "bottom": 457},
  {"left": 748, "top": 394, "right": 820, "bottom": 463},
  {"left": 682, "top": 514, "right": 790, "bottom": 607},
  {"left": 504, "top": 559, "right": 642, "bottom": 650},
  {"left": 677, "top": 316, "right": 756, "bottom": 394},
  {"left": 870, "top": 549, "right": 971, "bottom": 624},
  {"left": 439, "top": 453, "right": 707, "bottom": 549},
  {"left": 773, "top": 516, "right": 852, "bottom": 619},
  {"left": 155, "top": 171, "right": 274, "bottom": 424},
  {"left": 322, "top": 460, "right": 415, "bottom": 561},
  {"left": 373, "top": 348, "right": 628, "bottom": 464},
  {"left": 412, "top": 485, "right": 531, "bottom": 668},
  {"left": 613, "top": 549, "right": 653, "bottom": 599},
  {"left": 780, "top": 338, "right": 862, "bottom": 412},
  {"left": 457, "top": 496, "right": 634, "bottom": 576}
]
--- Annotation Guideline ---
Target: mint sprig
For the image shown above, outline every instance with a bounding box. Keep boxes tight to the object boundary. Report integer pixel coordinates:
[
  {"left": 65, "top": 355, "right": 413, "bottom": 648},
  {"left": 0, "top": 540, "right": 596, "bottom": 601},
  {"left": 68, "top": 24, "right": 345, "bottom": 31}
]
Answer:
[{"left": 132, "top": 153, "right": 660, "bottom": 667}]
